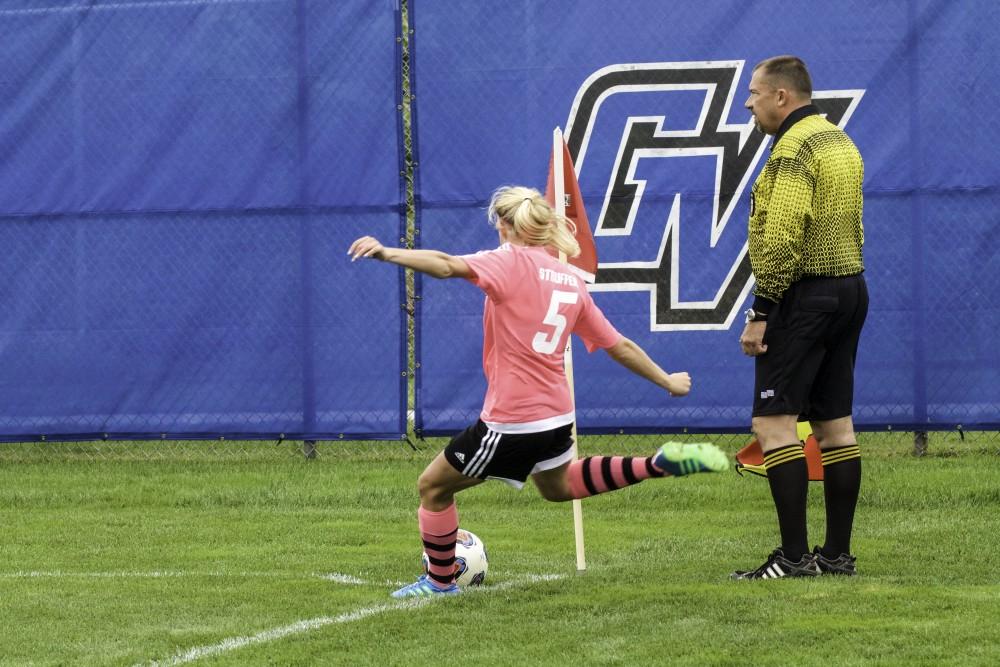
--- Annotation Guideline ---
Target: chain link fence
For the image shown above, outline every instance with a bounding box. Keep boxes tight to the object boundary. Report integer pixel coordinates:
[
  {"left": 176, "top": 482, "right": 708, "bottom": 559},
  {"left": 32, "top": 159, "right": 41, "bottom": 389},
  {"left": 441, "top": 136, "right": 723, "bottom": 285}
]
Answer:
[
  {"left": 408, "top": 1, "right": 999, "bottom": 446},
  {"left": 2, "top": 429, "right": 996, "bottom": 464},
  {"left": 1, "top": 1, "right": 996, "bottom": 460},
  {"left": 0, "top": 1, "right": 407, "bottom": 446}
]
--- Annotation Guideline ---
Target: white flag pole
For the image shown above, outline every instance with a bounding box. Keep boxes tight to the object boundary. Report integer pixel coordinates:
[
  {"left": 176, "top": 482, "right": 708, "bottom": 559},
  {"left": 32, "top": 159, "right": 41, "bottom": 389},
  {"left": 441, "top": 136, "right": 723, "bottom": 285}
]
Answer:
[{"left": 553, "top": 126, "right": 587, "bottom": 573}]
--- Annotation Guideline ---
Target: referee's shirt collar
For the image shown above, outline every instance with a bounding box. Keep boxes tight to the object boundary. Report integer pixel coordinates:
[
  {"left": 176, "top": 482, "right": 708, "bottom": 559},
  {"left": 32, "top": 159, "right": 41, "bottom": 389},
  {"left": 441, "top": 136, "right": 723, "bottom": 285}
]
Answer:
[{"left": 772, "top": 103, "right": 820, "bottom": 147}]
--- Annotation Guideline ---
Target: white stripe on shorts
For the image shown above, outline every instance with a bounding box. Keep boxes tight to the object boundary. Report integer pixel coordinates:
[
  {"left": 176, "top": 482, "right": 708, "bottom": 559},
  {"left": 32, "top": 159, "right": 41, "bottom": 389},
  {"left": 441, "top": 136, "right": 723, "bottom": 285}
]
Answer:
[{"left": 463, "top": 428, "right": 501, "bottom": 478}]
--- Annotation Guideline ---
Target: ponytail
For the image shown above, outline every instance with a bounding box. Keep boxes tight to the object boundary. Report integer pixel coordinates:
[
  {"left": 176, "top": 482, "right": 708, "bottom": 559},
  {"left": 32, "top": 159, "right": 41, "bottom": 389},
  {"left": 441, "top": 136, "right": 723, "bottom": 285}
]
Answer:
[{"left": 486, "top": 186, "right": 580, "bottom": 258}]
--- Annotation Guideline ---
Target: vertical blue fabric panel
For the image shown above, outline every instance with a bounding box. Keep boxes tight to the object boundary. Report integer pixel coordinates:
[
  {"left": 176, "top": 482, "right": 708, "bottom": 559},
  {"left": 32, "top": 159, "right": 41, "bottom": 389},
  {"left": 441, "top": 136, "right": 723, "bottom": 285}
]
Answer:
[
  {"left": 0, "top": 212, "right": 401, "bottom": 437},
  {"left": 0, "top": 1, "right": 404, "bottom": 439},
  {"left": 306, "top": 1, "right": 400, "bottom": 207},
  {"left": 413, "top": 0, "right": 1000, "bottom": 433},
  {"left": 416, "top": 208, "right": 491, "bottom": 431},
  {"left": 0, "top": 8, "right": 76, "bottom": 214}
]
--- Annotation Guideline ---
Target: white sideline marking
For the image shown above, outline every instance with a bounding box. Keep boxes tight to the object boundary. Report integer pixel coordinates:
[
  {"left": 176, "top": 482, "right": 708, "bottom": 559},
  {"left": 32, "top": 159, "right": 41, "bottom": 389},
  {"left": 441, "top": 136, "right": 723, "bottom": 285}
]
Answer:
[
  {"left": 141, "top": 600, "right": 430, "bottom": 667},
  {"left": 2, "top": 571, "right": 209, "bottom": 579},
  {"left": 137, "top": 574, "right": 565, "bottom": 666},
  {"left": 315, "top": 573, "right": 367, "bottom": 585},
  {"left": 0, "top": 571, "right": 367, "bottom": 583}
]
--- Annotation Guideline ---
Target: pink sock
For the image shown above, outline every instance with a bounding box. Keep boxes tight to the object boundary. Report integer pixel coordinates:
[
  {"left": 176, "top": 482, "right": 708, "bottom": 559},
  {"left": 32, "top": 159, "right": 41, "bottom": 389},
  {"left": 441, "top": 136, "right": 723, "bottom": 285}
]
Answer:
[
  {"left": 418, "top": 503, "right": 459, "bottom": 587},
  {"left": 567, "top": 456, "right": 663, "bottom": 499}
]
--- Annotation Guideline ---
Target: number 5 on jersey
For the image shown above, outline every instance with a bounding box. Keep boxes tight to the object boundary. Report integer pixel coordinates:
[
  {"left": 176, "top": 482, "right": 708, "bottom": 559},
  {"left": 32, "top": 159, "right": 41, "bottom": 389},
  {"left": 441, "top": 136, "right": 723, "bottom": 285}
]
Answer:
[{"left": 532, "top": 290, "right": 579, "bottom": 354}]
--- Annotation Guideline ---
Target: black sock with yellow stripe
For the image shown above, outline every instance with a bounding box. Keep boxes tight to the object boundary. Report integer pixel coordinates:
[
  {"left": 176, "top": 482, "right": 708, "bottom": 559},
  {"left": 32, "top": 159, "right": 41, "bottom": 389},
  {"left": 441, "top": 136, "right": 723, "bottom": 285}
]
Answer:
[
  {"left": 820, "top": 445, "right": 861, "bottom": 557},
  {"left": 764, "top": 444, "right": 809, "bottom": 561}
]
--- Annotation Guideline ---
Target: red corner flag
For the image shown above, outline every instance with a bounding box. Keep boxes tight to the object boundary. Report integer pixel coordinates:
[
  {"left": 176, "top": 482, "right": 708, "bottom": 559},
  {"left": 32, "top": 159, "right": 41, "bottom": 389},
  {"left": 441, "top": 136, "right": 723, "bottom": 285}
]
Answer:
[{"left": 544, "top": 127, "right": 598, "bottom": 283}]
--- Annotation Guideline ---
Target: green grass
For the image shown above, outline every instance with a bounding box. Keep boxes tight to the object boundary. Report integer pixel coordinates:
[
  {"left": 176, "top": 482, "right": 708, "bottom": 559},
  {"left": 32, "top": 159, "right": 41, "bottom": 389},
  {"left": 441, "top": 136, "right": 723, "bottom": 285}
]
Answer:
[{"left": 1, "top": 433, "right": 998, "bottom": 666}]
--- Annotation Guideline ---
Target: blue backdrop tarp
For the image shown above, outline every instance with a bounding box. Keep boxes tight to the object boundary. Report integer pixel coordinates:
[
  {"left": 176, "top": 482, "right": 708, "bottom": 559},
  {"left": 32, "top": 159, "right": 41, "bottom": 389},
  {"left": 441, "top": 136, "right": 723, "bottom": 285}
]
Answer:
[
  {"left": 413, "top": 0, "right": 1000, "bottom": 433},
  {"left": 3, "top": 1, "right": 996, "bottom": 440},
  {"left": 0, "top": 0, "right": 406, "bottom": 440}
]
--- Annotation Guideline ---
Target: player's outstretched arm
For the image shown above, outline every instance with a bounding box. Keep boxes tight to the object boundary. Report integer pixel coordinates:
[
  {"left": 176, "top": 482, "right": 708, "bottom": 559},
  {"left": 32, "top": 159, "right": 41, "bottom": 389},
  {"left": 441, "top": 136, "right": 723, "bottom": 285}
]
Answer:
[
  {"left": 604, "top": 337, "right": 691, "bottom": 397},
  {"left": 348, "top": 236, "right": 471, "bottom": 279}
]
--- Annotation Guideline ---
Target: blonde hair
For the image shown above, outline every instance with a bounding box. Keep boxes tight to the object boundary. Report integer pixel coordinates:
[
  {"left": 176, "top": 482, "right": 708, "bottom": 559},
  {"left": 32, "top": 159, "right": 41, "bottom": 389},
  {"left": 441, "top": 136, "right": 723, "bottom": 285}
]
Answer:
[{"left": 486, "top": 185, "right": 580, "bottom": 258}]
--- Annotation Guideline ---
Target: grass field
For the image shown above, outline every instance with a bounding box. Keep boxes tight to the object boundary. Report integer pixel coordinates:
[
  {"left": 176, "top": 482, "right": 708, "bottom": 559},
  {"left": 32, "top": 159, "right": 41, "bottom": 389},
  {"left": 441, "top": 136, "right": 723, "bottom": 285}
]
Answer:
[{"left": 1, "top": 433, "right": 998, "bottom": 666}]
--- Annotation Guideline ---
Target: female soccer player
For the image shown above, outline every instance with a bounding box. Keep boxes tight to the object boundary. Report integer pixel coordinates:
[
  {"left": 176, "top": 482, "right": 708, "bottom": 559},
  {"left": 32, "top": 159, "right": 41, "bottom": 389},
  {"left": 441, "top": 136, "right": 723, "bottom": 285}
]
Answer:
[{"left": 349, "top": 185, "right": 728, "bottom": 598}]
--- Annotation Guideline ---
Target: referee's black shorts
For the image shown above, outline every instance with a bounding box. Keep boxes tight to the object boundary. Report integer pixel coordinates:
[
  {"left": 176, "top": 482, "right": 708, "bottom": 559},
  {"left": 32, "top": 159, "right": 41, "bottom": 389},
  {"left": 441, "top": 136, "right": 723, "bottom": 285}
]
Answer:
[{"left": 753, "top": 273, "right": 868, "bottom": 421}]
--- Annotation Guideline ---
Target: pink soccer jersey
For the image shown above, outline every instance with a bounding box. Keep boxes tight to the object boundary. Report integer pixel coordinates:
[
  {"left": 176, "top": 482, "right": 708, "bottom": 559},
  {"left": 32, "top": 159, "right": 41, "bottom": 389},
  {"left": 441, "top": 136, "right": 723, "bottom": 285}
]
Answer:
[{"left": 460, "top": 243, "right": 622, "bottom": 431}]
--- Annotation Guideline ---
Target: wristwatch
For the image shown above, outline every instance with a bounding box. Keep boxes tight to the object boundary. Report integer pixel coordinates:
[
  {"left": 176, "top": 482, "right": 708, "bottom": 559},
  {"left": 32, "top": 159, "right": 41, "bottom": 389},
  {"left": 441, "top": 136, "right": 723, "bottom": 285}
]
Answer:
[{"left": 744, "top": 308, "right": 768, "bottom": 324}]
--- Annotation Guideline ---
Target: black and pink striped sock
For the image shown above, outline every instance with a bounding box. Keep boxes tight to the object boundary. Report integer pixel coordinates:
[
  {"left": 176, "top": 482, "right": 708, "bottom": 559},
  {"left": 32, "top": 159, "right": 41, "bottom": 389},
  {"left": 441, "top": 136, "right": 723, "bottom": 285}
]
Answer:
[
  {"left": 418, "top": 503, "right": 459, "bottom": 588},
  {"left": 567, "top": 456, "right": 664, "bottom": 499}
]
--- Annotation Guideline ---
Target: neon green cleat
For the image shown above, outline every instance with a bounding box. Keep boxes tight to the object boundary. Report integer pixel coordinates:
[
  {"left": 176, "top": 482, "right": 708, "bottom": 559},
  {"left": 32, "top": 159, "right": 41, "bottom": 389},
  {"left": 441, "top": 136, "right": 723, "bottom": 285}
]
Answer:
[{"left": 653, "top": 442, "right": 729, "bottom": 476}]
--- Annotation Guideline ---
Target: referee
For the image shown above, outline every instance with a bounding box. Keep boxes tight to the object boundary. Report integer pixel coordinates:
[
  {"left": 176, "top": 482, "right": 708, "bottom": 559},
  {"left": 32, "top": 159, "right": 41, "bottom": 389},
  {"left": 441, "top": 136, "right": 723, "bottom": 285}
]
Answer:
[{"left": 733, "top": 55, "right": 868, "bottom": 580}]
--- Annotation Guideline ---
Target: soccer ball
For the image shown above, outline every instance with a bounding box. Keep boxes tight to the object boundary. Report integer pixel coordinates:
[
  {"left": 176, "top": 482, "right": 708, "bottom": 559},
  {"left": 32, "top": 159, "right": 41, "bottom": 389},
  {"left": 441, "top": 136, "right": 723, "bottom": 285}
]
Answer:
[{"left": 422, "top": 528, "right": 489, "bottom": 586}]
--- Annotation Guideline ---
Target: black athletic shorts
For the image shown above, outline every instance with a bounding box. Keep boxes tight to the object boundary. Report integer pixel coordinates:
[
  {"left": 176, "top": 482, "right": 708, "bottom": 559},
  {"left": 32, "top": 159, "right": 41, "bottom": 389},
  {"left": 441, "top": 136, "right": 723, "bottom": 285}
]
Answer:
[
  {"left": 753, "top": 273, "right": 868, "bottom": 420},
  {"left": 443, "top": 420, "right": 575, "bottom": 489}
]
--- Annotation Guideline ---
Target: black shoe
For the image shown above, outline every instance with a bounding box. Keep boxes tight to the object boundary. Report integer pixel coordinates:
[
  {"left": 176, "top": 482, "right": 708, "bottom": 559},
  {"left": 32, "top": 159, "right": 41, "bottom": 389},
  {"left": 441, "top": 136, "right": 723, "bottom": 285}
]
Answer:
[
  {"left": 731, "top": 548, "right": 820, "bottom": 580},
  {"left": 813, "top": 546, "right": 857, "bottom": 576}
]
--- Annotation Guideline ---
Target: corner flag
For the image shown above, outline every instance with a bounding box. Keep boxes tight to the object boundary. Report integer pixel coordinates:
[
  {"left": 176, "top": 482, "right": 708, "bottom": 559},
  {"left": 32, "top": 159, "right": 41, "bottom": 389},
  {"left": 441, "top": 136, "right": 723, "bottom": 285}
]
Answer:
[
  {"left": 735, "top": 422, "right": 825, "bottom": 481},
  {"left": 544, "top": 127, "right": 595, "bottom": 573},
  {"left": 544, "top": 128, "right": 598, "bottom": 282}
]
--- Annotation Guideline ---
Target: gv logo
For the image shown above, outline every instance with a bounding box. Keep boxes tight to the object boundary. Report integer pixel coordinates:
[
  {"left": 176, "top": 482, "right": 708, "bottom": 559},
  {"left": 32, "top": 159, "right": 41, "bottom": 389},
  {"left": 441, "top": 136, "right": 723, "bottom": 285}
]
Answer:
[{"left": 564, "top": 61, "right": 863, "bottom": 331}]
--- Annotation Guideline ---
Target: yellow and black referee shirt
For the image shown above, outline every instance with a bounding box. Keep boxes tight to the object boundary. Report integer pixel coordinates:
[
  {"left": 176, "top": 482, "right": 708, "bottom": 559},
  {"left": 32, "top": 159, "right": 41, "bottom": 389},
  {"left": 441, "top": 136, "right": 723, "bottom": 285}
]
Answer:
[{"left": 748, "top": 105, "right": 864, "bottom": 305}]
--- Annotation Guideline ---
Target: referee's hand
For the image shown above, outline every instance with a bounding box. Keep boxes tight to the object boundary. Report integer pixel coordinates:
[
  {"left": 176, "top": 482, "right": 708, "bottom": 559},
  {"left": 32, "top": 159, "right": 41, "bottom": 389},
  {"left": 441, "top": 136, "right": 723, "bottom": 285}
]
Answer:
[{"left": 739, "top": 322, "right": 768, "bottom": 356}]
